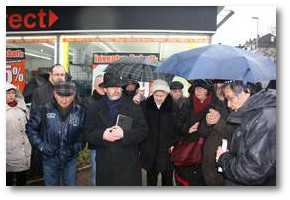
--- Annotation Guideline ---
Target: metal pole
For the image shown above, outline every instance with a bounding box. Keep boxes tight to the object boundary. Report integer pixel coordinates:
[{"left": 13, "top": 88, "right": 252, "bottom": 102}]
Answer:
[{"left": 251, "top": 17, "right": 259, "bottom": 49}]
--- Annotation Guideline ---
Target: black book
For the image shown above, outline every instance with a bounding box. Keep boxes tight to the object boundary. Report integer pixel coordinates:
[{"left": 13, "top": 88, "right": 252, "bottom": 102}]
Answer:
[{"left": 116, "top": 114, "right": 133, "bottom": 131}]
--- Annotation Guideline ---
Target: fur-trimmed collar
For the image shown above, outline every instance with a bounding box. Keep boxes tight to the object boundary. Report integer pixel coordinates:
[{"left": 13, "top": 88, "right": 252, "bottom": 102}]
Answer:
[{"left": 145, "top": 95, "right": 173, "bottom": 113}]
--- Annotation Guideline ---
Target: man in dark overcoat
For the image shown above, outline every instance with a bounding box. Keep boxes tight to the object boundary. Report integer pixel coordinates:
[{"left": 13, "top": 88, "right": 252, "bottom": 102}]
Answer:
[{"left": 84, "top": 72, "right": 148, "bottom": 186}]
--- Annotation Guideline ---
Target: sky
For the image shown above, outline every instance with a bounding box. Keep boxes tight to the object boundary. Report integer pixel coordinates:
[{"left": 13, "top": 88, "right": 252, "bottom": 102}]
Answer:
[{"left": 212, "top": 6, "right": 276, "bottom": 46}]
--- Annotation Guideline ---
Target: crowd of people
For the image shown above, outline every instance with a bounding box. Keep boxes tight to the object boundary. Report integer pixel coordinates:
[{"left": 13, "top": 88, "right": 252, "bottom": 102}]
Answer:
[{"left": 6, "top": 63, "right": 276, "bottom": 186}]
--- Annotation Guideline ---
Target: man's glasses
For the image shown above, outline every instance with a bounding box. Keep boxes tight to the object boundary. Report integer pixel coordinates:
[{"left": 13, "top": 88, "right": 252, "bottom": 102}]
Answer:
[{"left": 52, "top": 73, "right": 65, "bottom": 77}]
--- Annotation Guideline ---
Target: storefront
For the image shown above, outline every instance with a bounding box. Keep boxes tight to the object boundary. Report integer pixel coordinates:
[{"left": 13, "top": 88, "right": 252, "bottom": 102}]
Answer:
[{"left": 6, "top": 6, "right": 219, "bottom": 96}]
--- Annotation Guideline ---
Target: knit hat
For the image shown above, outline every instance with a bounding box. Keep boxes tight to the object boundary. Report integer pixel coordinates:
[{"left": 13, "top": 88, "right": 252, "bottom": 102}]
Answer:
[
  {"left": 6, "top": 82, "right": 17, "bottom": 91},
  {"left": 152, "top": 79, "right": 170, "bottom": 94},
  {"left": 54, "top": 81, "right": 76, "bottom": 96}
]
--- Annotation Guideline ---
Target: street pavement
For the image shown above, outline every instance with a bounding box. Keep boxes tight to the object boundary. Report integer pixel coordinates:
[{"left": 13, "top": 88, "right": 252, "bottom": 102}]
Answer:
[{"left": 27, "top": 166, "right": 162, "bottom": 186}]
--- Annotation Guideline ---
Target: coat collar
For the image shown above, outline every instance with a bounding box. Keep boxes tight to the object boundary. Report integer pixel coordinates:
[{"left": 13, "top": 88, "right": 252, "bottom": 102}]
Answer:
[{"left": 145, "top": 95, "right": 173, "bottom": 113}]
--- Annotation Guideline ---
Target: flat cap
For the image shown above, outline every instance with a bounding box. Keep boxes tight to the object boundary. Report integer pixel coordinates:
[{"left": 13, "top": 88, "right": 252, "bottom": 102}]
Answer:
[
  {"left": 170, "top": 81, "right": 184, "bottom": 90},
  {"left": 54, "top": 81, "right": 76, "bottom": 96}
]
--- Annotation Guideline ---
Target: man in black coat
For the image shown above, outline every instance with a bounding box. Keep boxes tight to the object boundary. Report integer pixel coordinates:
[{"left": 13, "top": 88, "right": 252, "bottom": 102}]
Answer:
[
  {"left": 23, "top": 71, "right": 49, "bottom": 104},
  {"left": 31, "top": 64, "right": 66, "bottom": 111},
  {"left": 216, "top": 81, "right": 276, "bottom": 186},
  {"left": 81, "top": 74, "right": 105, "bottom": 186},
  {"left": 84, "top": 72, "right": 148, "bottom": 186}
]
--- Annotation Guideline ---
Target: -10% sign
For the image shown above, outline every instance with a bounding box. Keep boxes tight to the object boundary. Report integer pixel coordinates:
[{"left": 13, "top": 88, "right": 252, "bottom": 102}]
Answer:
[{"left": 6, "top": 65, "right": 24, "bottom": 83}]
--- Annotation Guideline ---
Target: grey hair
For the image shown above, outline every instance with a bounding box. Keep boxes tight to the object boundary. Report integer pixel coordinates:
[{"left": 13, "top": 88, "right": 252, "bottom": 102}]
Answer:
[{"left": 222, "top": 80, "right": 262, "bottom": 96}]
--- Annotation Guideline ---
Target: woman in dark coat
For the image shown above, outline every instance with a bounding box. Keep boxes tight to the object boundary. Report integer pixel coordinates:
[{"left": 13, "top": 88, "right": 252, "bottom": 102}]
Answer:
[
  {"left": 140, "top": 79, "right": 178, "bottom": 186},
  {"left": 174, "top": 79, "right": 229, "bottom": 186},
  {"left": 84, "top": 72, "right": 148, "bottom": 186}
]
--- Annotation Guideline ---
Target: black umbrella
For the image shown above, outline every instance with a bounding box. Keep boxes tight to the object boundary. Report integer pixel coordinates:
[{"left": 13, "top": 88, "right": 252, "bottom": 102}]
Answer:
[{"left": 105, "top": 56, "right": 173, "bottom": 82}]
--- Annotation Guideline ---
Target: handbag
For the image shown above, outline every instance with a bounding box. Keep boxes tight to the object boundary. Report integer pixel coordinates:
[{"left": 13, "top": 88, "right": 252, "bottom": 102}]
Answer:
[{"left": 171, "top": 137, "right": 204, "bottom": 167}]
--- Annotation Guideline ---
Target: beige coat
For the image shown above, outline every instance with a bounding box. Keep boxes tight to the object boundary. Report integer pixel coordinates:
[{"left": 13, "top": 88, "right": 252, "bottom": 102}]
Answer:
[{"left": 6, "top": 83, "right": 31, "bottom": 172}]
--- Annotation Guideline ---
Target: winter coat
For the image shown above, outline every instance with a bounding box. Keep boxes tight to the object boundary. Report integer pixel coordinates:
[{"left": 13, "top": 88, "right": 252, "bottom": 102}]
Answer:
[
  {"left": 174, "top": 96, "right": 187, "bottom": 110},
  {"left": 175, "top": 93, "right": 216, "bottom": 142},
  {"left": 84, "top": 95, "right": 148, "bottom": 186},
  {"left": 26, "top": 101, "right": 86, "bottom": 163},
  {"left": 6, "top": 85, "right": 31, "bottom": 172},
  {"left": 218, "top": 89, "right": 276, "bottom": 186},
  {"left": 81, "top": 90, "right": 104, "bottom": 109},
  {"left": 23, "top": 73, "right": 49, "bottom": 103},
  {"left": 174, "top": 92, "right": 226, "bottom": 186},
  {"left": 81, "top": 90, "right": 105, "bottom": 150},
  {"left": 140, "top": 95, "right": 179, "bottom": 172},
  {"left": 31, "top": 82, "right": 55, "bottom": 111},
  {"left": 197, "top": 97, "right": 232, "bottom": 186}
]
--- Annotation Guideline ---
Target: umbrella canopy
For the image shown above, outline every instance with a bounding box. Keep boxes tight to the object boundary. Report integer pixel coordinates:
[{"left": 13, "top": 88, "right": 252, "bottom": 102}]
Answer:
[
  {"left": 105, "top": 56, "right": 172, "bottom": 82},
  {"left": 155, "top": 44, "right": 276, "bottom": 83}
]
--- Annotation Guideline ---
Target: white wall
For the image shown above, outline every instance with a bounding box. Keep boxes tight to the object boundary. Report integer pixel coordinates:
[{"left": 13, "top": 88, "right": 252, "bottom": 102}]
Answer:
[{"left": 26, "top": 57, "right": 54, "bottom": 71}]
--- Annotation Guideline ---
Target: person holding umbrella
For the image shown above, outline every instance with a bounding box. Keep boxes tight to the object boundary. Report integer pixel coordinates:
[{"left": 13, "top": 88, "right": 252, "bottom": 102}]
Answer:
[
  {"left": 122, "top": 76, "right": 145, "bottom": 104},
  {"left": 215, "top": 80, "right": 276, "bottom": 186}
]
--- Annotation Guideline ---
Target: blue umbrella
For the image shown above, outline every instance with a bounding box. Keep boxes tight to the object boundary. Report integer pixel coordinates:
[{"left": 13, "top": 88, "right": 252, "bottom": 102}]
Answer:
[{"left": 155, "top": 44, "right": 276, "bottom": 83}]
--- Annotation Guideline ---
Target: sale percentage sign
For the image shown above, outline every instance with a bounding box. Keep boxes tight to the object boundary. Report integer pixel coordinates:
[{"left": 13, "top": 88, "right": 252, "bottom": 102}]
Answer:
[{"left": 12, "top": 67, "right": 23, "bottom": 81}]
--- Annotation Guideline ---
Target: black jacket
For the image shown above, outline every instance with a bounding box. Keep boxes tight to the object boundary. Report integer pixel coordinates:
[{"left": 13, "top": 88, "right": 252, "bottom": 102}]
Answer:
[
  {"left": 175, "top": 93, "right": 231, "bottom": 185},
  {"left": 81, "top": 90, "right": 104, "bottom": 109},
  {"left": 31, "top": 82, "right": 55, "bottom": 111},
  {"left": 198, "top": 97, "right": 232, "bottom": 186},
  {"left": 140, "top": 95, "right": 179, "bottom": 172},
  {"left": 23, "top": 73, "right": 49, "bottom": 104},
  {"left": 84, "top": 95, "right": 148, "bottom": 186},
  {"left": 175, "top": 93, "right": 216, "bottom": 142},
  {"left": 218, "top": 89, "right": 276, "bottom": 186},
  {"left": 81, "top": 90, "right": 105, "bottom": 150}
]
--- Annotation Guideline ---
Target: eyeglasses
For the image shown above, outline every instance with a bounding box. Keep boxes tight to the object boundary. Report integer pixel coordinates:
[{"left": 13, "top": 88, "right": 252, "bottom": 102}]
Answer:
[
  {"left": 52, "top": 73, "right": 65, "bottom": 77},
  {"left": 6, "top": 90, "right": 16, "bottom": 95}
]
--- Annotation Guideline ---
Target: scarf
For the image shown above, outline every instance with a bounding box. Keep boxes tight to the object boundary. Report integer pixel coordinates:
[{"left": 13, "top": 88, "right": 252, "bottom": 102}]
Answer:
[
  {"left": 56, "top": 101, "right": 73, "bottom": 119},
  {"left": 7, "top": 100, "right": 18, "bottom": 107},
  {"left": 103, "top": 96, "right": 123, "bottom": 125},
  {"left": 193, "top": 93, "right": 212, "bottom": 115}
]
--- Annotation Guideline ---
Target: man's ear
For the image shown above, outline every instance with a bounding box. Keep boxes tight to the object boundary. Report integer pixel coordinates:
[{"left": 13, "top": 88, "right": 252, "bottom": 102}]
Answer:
[{"left": 53, "top": 91, "right": 58, "bottom": 98}]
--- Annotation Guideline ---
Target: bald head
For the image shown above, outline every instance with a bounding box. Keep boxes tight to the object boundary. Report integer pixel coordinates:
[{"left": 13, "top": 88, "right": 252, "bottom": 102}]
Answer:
[{"left": 49, "top": 64, "right": 66, "bottom": 85}]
